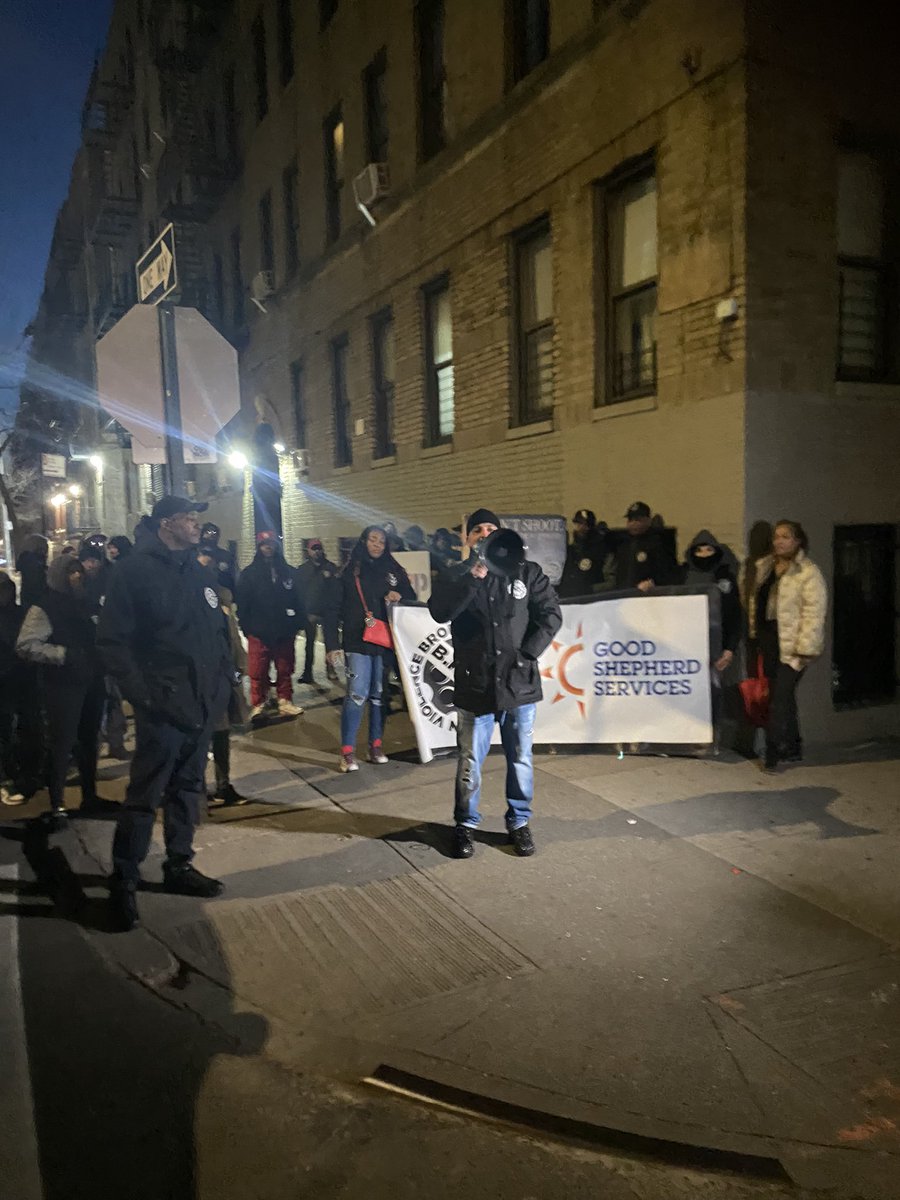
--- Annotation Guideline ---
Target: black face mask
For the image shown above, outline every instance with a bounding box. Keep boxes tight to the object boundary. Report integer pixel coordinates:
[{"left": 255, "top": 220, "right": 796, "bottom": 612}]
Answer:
[{"left": 690, "top": 550, "right": 720, "bottom": 572}]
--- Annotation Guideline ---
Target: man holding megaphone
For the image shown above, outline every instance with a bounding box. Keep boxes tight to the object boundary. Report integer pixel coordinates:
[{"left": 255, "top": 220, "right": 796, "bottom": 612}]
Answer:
[{"left": 429, "top": 508, "right": 562, "bottom": 860}]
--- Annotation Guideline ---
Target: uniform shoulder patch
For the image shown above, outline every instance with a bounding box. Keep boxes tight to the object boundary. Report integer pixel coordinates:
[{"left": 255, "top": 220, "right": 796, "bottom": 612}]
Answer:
[{"left": 204, "top": 587, "right": 219, "bottom": 609}]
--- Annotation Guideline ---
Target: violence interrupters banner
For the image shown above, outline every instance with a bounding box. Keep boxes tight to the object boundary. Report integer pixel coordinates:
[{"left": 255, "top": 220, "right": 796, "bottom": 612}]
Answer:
[{"left": 392, "top": 593, "right": 713, "bottom": 763}]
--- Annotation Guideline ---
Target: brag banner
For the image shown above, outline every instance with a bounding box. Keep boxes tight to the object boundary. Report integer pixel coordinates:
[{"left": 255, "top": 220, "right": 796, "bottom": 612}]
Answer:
[{"left": 392, "top": 592, "right": 713, "bottom": 764}]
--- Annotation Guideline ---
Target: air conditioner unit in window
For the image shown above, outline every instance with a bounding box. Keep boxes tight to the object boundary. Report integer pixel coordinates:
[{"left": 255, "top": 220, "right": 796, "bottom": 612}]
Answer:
[
  {"left": 352, "top": 163, "right": 390, "bottom": 226},
  {"left": 250, "top": 270, "right": 274, "bottom": 312}
]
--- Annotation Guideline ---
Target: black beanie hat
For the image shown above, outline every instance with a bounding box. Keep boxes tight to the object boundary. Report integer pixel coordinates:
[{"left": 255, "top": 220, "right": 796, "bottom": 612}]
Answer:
[{"left": 466, "top": 508, "right": 501, "bottom": 534}]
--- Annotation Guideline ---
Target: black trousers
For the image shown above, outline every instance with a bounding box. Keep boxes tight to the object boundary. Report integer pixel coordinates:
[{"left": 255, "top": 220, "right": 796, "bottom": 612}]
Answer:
[
  {"left": 211, "top": 729, "right": 230, "bottom": 792},
  {"left": 44, "top": 677, "right": 105, "bottom": 808},
  {"left": 760, "top": 627, "right": 804, "bottom": 757},
  {"left": 112, "top": 711, "right": 214, "bottom": 881},
  {"left": 302, "top": 619, "right": 318, "bottom": 678},
  {"left": 104, "top": 675, "right": 128, "bottom": 750}
]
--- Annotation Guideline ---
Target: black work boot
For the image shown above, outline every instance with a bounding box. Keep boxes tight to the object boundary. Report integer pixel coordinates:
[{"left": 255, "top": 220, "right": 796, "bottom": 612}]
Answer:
[
  {"left": 162, "top": 861, "right": 224, "bottom": 898},
  {"left": 453, "top": 825, "right": 475, "bottom": 859},
  {"left": 108, "top": 877, "right": 140, "bottom": 932},
  {"left": 509, "top": 825, "right": 536, "bottom": 857}
]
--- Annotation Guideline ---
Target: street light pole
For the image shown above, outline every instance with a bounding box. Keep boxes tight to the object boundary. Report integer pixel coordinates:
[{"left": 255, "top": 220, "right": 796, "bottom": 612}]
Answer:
[{"left": 159, "top": 302, "right": 185, "bottom": 496}]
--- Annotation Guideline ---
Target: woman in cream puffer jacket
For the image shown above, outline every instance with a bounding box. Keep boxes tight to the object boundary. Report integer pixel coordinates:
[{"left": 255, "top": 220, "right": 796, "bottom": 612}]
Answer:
[{"left": 748, "top": 521, "right": 827, "bottom": 771}]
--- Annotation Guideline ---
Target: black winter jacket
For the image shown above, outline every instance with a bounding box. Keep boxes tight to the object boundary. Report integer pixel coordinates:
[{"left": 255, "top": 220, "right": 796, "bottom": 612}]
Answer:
[
  {"left": 295, "top": 557, "right": 341, "bottom": 649},
  {"left": 236, "top": 552, "right": 305, "bottom": 646},
  {"left": 614, "top": 530, "right": 679, "bottom": 590},
  {"left": 558, "top": 529, "right": 612, "bottom": 598},
  {"left": 341, "top": 553, "right": 415, "bottom": 656},
  {"left": 0, "top": 602, "right": 24, "bottom": 710},
  {"left": 98, "top": 535, "right": 232, "bottom": 732},
  {"left": 681, "top": 530, "right": 742, "bottom": 655},
  {"left": 429, "top": 561, "right": 562, "bottom": 716}
]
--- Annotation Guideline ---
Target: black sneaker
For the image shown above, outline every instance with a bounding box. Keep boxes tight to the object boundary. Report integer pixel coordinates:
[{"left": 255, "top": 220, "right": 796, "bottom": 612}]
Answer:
[
  {"left": 453, "top": 826, "right": 475, "bottom": 859},
  {"left": 297, "top": 673, "right": 314, "bottom": 685},
  {"left": 108, "top": 878, "right": 140, "bottom": 932},
  {"left": 509, "top": 825, "right": 536, "bottom": 857},
  {"left": 162, "top": 862, "right": 225, "bottom": 898},
  {"left": 217, "top": 784, "right": 248, "bottom": 807}
]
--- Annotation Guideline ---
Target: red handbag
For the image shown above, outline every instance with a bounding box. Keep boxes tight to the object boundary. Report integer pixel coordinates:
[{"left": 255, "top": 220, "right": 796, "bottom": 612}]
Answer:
[
  {"left": 355, "top": 575, "right": 393, "bottom": 649},
  {"left": 739, "top": 653, "right": 770, "bottom": 727}
]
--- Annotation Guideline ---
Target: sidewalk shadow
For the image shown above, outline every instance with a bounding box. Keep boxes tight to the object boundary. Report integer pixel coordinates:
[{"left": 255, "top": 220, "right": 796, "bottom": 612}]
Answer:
[
  {"left": 606, "top": 786, "right": 877, "bottom": 842},
  {"left": 9, "top": 835, "right": 269, "bottom": 1199},
  {"left": 5, "top": 812, "right": 270, "bottom": 1196}
]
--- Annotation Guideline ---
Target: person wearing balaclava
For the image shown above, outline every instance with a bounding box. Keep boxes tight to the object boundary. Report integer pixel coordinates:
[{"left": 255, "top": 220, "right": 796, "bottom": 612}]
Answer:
[
  {"left": 429, "top": 507, "right": 561, "bottom": 860},
  {"left": 16, "top": 556, "right": 111, "bottom": 818},
  {"left": 681, "top": 530, "right": 742, "bottom": 673}
]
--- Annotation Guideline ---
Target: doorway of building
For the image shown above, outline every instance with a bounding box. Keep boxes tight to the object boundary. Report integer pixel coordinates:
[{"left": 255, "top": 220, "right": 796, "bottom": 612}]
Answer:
[{"left": 832, "top": 524, "right": 897, "bottom": 708}]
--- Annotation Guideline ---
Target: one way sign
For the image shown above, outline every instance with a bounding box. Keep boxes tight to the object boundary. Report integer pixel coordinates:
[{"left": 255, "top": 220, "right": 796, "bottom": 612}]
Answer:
[{"left": 136, "top": 223, "right": 177, "bottom": 304}]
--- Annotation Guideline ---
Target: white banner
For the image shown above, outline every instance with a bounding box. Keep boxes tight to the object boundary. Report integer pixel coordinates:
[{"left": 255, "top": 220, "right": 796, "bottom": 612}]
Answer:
[
  {"left": 394, "top": 551, "right": 431, "bottom": 602},
  {"left": 392, "top": 593, "right": 713, "bottom": 763}
]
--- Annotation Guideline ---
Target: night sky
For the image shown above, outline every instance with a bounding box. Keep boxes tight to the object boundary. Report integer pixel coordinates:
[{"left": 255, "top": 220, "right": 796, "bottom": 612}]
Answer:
[{"left": 0, "top": 0, "right": 114, "bottom": 422}]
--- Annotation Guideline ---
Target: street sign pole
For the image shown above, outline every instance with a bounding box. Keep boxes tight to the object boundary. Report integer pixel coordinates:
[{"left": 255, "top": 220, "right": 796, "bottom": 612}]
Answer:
[{"left": 158, "top": 302, "right": 185, "bottom": 495}]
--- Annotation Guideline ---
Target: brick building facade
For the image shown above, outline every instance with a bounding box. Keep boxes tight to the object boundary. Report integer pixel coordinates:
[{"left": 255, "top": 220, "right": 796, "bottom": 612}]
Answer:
[{"left": 22, "top": 0, "right": 900, "bottom": 741}]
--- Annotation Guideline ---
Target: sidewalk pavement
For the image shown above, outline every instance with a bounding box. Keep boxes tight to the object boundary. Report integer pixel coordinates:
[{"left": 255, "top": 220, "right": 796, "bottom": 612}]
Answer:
[{"left": 18, "top": 679, "right": 900, "bottom": 1198}]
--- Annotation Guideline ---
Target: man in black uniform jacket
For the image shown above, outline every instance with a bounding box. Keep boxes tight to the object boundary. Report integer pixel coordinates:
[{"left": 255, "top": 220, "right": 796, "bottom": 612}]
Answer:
[
  {"left": 99, "top": 496, "right": 234, "bottom": 931},
  {"left": 558, "top": 509, "right": 612, "bottom": 598},
  {"left": 614, "top": 501, "right": 679, "bottom": 591},
  {"left": 429, "top": 507, "right": 561, "bottom": 860}
]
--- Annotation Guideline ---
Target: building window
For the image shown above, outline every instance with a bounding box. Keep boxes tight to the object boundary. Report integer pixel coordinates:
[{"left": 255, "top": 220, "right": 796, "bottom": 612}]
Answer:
[
  {"left": 320, "top": 0, "right": 338, "bottom": 30},
  {"left": 604, "top": 165, "right": 657, "bottom": 402},
  {"left": 223, "top": 65, "right": 239, "bottom": 161},
  {"left": 837, "top": 150, "right": 890, "bottom": 382},
  {"left": 364, "top": 48, "right": 389, "bottom": 164},
  {"left": 514, "top": 219, "right": 554, "bottom": 424},
  {"left": 331, "top": 335, "right": 352, "bottom": 467},
  {"left": 252, "top": 13, "right": 269, "bottom": 122},
  {"left": 282, "top": 159, "right": 300, "bottom": 278},
  {"left": 290, "top": 359, "right": 306, "bottom": 448},
  {"left": 277, "top": 0, "right": 295, "bottom": 86},
  {"left": 230, "top": 227, "right": 244, "bottom": 326},
  {"left": 258, "top": 190, "right": 274, "bottom": 275},
  {"left": 423, "top": 276, "right": 454, "bottom": 445},
  {"left": 510, "top": 0, "right": 550, "bottom": 84},
  {"left": 370, "top": 308, "right": 395, "bottom": 459},
  {"left": 323, "top": 105, "right": 344, "bottom": 244},
  {"left": 417, "top": 0, "right": 447, "bottom": 161}
]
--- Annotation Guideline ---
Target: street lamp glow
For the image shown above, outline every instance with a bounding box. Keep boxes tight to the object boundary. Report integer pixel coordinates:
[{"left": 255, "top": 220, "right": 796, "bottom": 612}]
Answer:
[
  {"left": 89, "top": 454, "right": 103, "bottom": 470},
  {"left": 69, "top": 484, "right": 82, "bottom": 497},
  {"left": 50, "top": 493, "right": 67, "bottom": 507},
  {"left": 228, "top": 451, "right": 248, "bottom": 470},
  {"left": 273, "top": 442, "right": 286, "bottom": 454}
]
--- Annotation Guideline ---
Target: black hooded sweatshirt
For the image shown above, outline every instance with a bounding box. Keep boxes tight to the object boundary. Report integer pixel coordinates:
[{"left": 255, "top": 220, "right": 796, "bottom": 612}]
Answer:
[
  {"left": 236, "top": 549, "right": 305, "bottom": 646},
  {"left": 681, "top": 529, "right": 742, "bottom": 655}
]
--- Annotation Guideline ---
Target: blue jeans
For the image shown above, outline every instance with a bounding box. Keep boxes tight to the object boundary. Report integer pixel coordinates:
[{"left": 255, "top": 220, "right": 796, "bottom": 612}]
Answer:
[
  {"left": 455, "top": 704, "right": 535, "bottom": 831},
  {"left": 340, "top": 652, "right": 384, "bottom": 749}
]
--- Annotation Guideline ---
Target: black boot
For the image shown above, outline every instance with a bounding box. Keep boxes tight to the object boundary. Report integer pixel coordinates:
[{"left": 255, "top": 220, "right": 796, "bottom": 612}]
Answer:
[
  {"left": 162, "top": 861, "right": 224, "bottom": 898},
  {"left": 108, "top": 878, "right": 140, "bottom": 932},
  {"left": 453, "top": 826, "right": 475, "bottom": 859},
  {"left": 509, "top": 825, "right": 536, "bottom": 857}
]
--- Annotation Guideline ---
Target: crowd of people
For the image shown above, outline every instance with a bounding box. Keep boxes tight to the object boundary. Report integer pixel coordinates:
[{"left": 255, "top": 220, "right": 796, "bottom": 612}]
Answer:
[{"left": 0, "top": 493, "right": 827, "bottom": 920}]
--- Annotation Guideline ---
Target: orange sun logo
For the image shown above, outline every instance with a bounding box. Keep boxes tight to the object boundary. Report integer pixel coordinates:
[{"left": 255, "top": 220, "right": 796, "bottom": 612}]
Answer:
[{"left": 541, "top": 622, "right": 587, "bottom": 718}]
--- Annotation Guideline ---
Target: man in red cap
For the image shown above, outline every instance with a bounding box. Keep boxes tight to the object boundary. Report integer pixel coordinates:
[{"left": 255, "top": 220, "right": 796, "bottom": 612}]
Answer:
[{"left": 235, "top": 531, "right": 305, "bottom": 718}]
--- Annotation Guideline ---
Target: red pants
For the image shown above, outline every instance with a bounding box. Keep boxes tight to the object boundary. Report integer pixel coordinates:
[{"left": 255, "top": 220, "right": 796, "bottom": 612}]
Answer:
[{"left": 247, "top": 637, "right": 295, "bottom": 705}]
